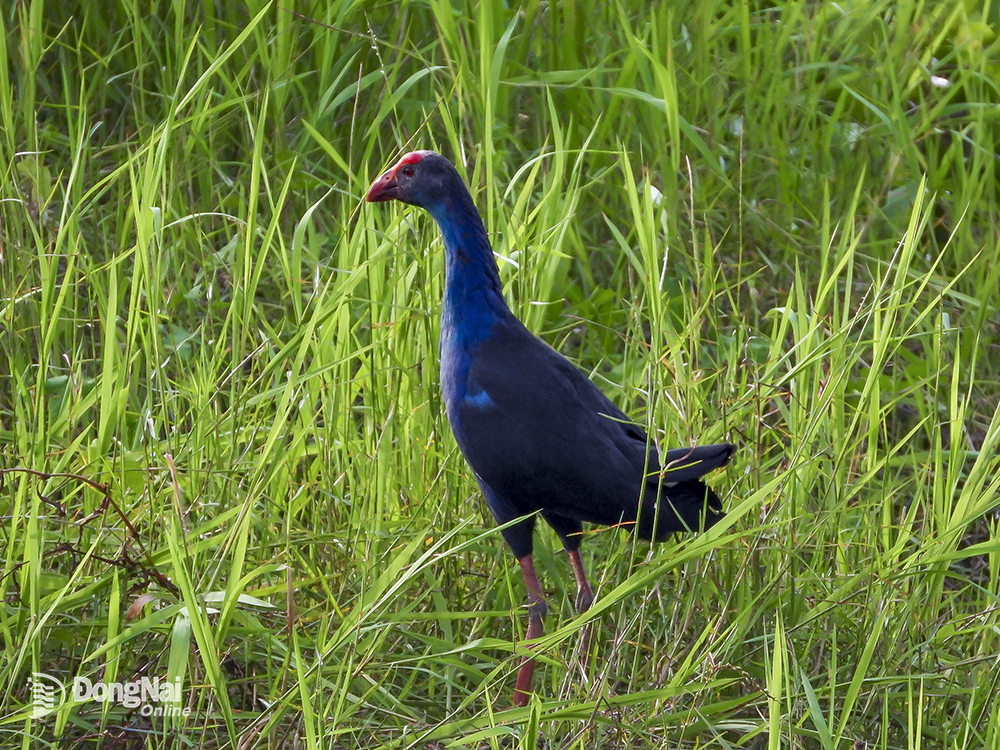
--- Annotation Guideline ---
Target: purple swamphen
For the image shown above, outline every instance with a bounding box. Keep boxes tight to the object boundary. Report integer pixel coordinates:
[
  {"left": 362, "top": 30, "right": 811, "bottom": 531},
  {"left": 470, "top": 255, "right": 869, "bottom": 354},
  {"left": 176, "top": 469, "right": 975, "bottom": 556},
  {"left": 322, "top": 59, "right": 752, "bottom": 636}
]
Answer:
[{"left": 366, "top": 150, "right": 734, "bottom": 706}]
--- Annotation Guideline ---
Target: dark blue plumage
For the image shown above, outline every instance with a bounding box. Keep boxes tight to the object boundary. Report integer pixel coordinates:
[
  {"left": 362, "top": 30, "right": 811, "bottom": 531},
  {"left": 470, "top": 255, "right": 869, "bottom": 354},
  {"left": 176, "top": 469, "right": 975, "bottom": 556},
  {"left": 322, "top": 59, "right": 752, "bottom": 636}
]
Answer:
[{"left": 367, "top": 150, "right": 733, "bottom": 705}]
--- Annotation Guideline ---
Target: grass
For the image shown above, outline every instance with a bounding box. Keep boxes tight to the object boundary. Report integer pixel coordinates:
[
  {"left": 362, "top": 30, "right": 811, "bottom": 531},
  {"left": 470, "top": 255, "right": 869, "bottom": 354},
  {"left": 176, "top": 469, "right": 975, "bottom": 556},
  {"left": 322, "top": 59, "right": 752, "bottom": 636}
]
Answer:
[{"left": 1, "top": 0, "right": 999, "bottom": 747}]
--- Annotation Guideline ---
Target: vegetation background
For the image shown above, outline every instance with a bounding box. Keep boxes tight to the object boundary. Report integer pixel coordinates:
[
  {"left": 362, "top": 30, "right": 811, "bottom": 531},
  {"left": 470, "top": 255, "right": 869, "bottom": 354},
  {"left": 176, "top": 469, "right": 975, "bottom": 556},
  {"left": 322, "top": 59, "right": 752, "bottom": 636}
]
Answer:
[{"left": 1, "top": 0, "right": 999, "bottom": 747}]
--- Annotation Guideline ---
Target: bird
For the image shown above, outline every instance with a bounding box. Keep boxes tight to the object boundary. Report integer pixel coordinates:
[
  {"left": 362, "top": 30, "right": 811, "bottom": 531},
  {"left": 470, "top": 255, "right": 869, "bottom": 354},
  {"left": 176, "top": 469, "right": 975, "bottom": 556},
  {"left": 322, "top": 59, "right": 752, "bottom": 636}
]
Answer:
[{"left": 366, "top": 150, "right": 734, "bottom": 706}]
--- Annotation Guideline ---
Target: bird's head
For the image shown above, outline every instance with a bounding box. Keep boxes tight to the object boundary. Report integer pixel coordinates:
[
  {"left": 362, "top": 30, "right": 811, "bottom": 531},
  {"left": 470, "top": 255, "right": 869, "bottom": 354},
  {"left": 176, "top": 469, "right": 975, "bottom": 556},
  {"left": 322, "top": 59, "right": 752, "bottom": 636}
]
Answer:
[{"left": 365, "top": 150, "right": 459, "bottom": 212}]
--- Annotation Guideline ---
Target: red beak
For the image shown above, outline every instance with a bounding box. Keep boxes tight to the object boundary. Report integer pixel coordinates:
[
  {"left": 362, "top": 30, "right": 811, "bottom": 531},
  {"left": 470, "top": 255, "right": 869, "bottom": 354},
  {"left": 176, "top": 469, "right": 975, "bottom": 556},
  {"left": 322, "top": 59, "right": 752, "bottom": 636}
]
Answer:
[{"left": 366, "top": 168, "right": 399, "bottom": 202}]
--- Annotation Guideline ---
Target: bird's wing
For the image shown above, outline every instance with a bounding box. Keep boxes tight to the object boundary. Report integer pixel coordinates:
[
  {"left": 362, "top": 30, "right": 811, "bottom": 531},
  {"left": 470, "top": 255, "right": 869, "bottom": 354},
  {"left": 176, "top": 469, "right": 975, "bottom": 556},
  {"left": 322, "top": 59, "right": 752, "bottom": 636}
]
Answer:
[{"left": 450, "top": 318, "right": 656, "bottom": 524}]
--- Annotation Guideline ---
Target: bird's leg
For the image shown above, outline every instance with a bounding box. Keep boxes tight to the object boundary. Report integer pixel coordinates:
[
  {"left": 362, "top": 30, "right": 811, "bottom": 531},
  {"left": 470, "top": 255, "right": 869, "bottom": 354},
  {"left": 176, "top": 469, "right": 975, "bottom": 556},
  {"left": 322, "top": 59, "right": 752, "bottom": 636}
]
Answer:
[
  {"left": 566, "top": 547, "right": 597, "bottom": 689},
  {"left": 567, "top": 548, "right": 594, "bottom": 612},
  {"left": 513, "top": 554, "right": 548, "bottom": 707}
]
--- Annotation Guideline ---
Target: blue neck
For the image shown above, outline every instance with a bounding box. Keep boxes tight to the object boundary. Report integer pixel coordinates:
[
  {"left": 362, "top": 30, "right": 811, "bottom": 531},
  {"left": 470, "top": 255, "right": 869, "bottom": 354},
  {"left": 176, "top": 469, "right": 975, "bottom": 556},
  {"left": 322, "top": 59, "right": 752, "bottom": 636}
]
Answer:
[{"left": 429, "top": 194, "right": 511, "bottom": 346}]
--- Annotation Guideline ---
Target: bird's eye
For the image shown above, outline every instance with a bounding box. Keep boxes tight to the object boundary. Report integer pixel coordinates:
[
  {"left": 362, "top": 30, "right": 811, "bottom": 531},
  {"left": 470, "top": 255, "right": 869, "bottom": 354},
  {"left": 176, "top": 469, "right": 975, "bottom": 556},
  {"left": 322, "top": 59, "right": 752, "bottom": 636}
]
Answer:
[{"left": 400, "top": 166, "right": 414, "bottom": 177}]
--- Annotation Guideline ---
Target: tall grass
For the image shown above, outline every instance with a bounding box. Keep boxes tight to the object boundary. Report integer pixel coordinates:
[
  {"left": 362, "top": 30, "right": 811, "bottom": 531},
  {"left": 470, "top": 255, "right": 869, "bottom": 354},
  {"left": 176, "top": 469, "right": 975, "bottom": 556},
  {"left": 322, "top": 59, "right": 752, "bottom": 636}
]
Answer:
[{"left": 1, "top": 1, "right": 998, "bottom": 748}]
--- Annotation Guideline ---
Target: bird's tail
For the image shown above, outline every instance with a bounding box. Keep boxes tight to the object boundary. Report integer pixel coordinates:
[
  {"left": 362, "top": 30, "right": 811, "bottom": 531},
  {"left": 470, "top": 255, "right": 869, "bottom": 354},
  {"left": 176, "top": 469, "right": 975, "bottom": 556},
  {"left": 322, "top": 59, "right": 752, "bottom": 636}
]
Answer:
[{"left": 635, "top": 442, "right": 734, "bottom": 541}]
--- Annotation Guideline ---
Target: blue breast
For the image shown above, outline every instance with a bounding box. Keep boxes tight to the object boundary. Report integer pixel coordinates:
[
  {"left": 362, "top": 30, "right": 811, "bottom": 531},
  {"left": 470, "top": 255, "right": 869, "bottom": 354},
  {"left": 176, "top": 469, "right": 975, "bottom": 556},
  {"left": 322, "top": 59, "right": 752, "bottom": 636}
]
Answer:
[{"left": 440, "top": 326, "right": 497, "bottom": 413}]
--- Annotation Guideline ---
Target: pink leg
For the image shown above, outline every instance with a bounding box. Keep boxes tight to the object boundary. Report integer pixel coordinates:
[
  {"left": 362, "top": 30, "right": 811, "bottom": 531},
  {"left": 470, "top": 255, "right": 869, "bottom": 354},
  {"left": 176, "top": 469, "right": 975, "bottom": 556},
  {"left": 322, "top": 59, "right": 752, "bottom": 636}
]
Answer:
[
  {"left": 513, "top": 555, "right": 548, "bottom": 707},
  {"left": 568, "top": 549, "right": 595, "bottom": 612},
  {"left": 567, "top": 548, "right": 596, "bottom": 683}
]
